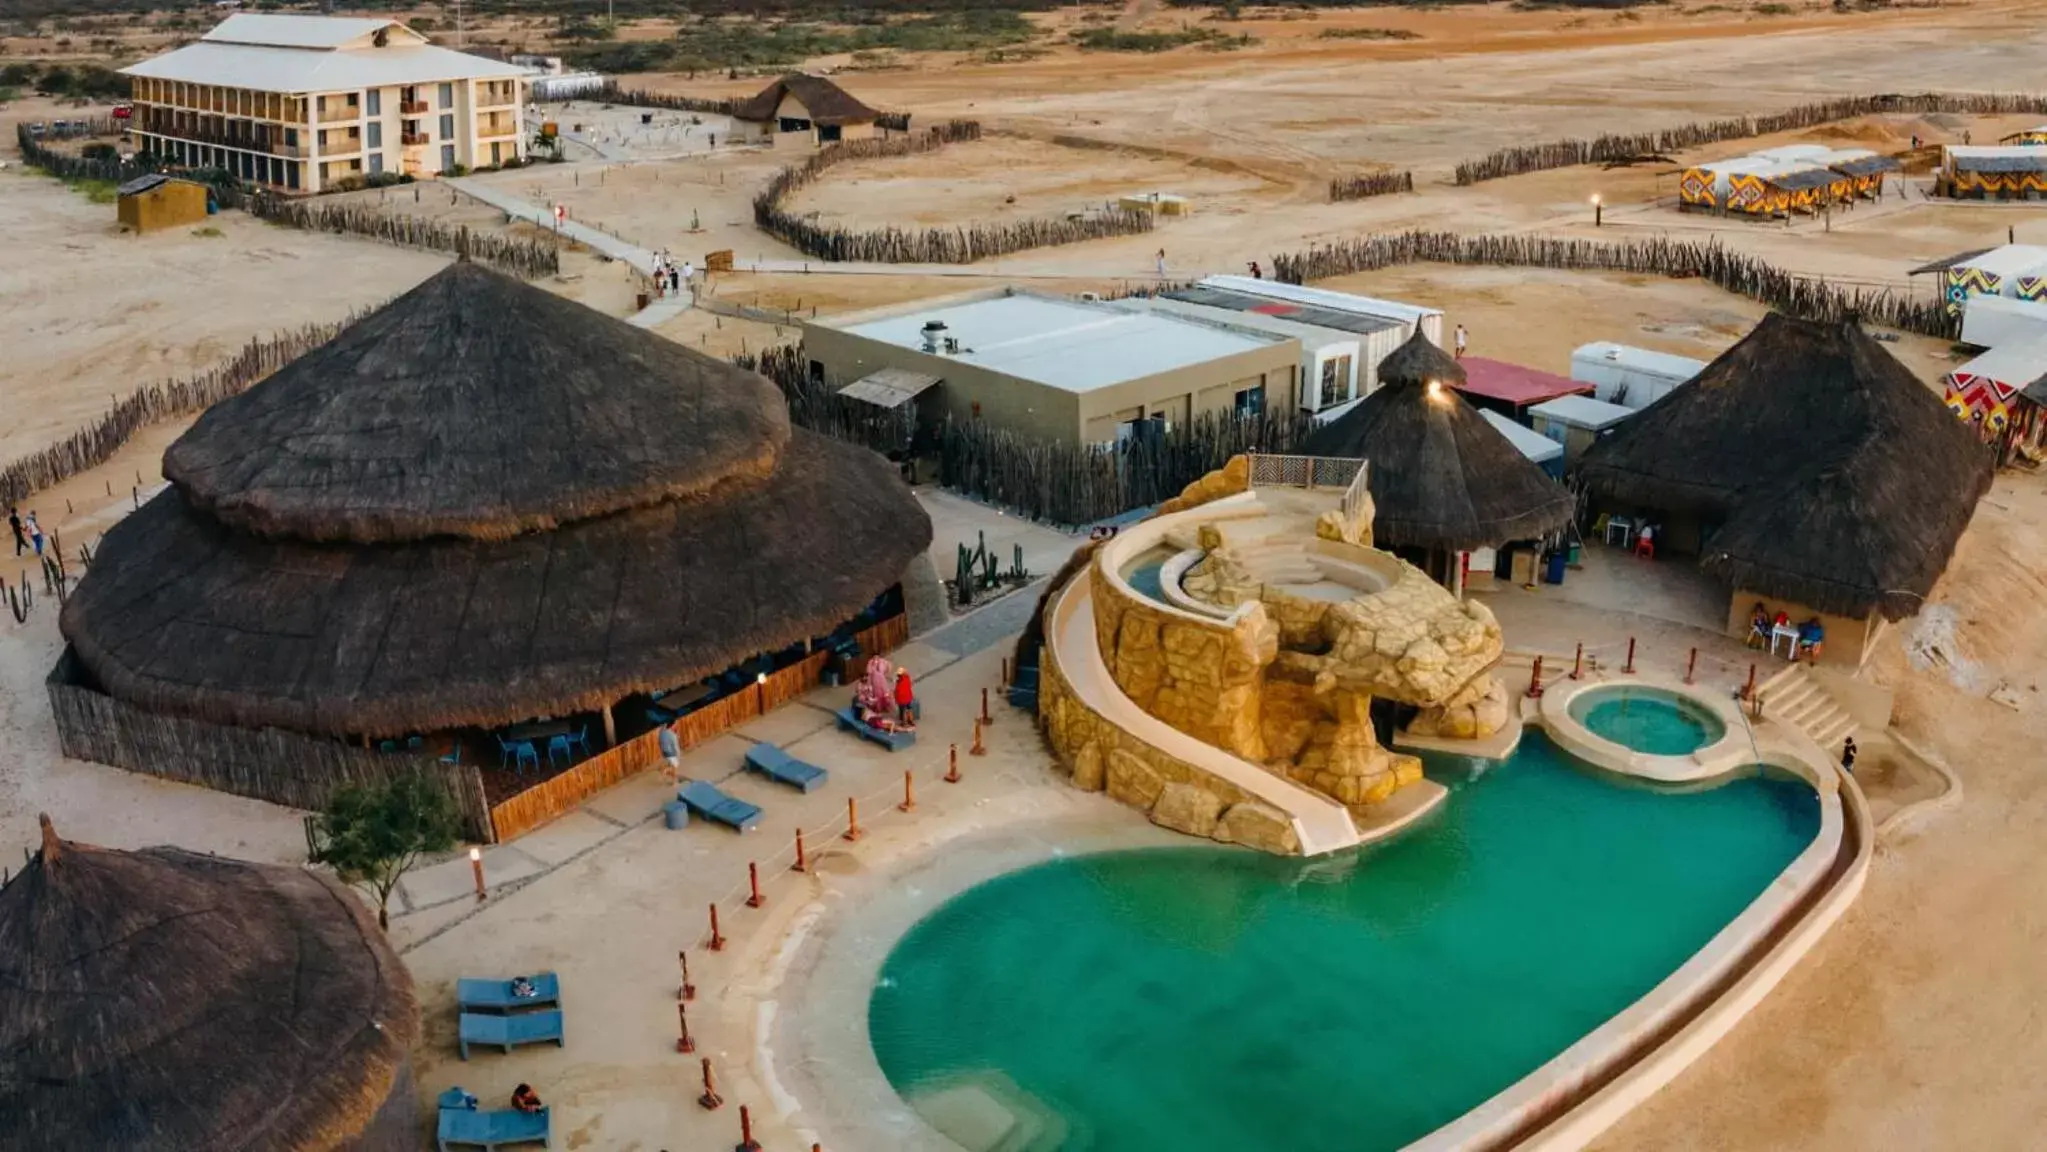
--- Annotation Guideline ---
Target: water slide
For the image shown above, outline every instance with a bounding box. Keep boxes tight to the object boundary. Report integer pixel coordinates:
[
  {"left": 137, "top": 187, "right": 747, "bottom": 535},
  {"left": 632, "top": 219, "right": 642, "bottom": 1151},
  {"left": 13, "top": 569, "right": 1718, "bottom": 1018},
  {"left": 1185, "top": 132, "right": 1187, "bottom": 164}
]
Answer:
[{"left": 1047, "top": 572, "right": 1368, "bottom": 857}]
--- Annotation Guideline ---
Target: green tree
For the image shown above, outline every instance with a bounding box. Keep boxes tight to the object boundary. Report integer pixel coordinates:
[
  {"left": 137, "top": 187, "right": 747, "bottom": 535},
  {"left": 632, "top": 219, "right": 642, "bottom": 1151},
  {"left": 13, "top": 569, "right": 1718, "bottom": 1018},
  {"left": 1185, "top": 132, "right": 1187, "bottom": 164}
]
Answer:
[
  {"left": 308, "top": 773, "right": 461, "bottom": 931},
  {"left": 33, "top": 65, "right": 71, "bottom": 96}
]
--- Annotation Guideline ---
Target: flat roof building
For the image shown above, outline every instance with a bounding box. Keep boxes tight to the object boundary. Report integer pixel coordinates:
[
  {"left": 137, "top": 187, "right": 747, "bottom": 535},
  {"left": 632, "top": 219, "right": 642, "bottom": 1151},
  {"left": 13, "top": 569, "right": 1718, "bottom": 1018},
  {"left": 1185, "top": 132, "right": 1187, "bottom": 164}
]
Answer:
[
  {"left": 1529, "top": 394, "right": 1635, "bottom": 466},
  {"left": 801, "top": 288, "right": 1301, "bottom": 445},
  {"left": 122, "top": 14, "right": 527, "bottom": 193}
]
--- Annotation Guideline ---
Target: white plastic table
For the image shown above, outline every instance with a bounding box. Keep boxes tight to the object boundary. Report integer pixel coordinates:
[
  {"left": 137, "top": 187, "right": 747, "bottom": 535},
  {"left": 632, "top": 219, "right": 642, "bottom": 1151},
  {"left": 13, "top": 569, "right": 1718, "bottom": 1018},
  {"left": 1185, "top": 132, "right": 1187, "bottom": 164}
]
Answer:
[
  {"left": 1770, "top": 624, "right": 1800, "bottom": 659},
  {"left": 1604, "top": 516, "right": 1634, "bottom": 546}
]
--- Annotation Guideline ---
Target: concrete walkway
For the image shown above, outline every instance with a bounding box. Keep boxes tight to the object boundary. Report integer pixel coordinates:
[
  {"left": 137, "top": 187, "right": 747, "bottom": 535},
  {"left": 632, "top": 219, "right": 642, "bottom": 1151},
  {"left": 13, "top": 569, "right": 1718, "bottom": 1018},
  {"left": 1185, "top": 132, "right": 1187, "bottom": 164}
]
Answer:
[{"left": 446, "top": 176, "right": 658, "bottom": 275}]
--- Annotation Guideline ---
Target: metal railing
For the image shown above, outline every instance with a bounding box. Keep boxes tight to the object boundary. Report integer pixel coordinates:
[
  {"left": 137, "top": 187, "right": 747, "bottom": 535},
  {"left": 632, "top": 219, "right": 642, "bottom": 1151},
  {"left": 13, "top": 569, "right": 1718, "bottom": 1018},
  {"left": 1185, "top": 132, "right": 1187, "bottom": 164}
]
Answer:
[
  {"left": 1340, "top": 461, "right": 1373, "bottom": 528},
  {"left": 1246, "top": 453, "right": 1367, "bottom": 491}
]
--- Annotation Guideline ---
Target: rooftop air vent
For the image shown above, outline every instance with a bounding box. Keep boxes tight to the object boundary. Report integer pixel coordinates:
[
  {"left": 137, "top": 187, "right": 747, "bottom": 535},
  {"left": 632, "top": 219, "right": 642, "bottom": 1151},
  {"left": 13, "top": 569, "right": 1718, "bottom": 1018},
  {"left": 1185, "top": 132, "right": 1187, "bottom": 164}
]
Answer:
[{"left": 920, "top": 320, "right": 948, "bottom": 353}]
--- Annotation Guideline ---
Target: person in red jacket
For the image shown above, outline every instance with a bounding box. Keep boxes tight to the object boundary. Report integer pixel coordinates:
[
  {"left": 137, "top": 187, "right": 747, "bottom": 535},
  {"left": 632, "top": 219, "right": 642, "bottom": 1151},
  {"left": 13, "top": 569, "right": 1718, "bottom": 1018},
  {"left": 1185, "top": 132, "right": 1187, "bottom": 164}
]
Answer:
[{"left": 894, "top": 667, "right": 918, "bottom": 727}]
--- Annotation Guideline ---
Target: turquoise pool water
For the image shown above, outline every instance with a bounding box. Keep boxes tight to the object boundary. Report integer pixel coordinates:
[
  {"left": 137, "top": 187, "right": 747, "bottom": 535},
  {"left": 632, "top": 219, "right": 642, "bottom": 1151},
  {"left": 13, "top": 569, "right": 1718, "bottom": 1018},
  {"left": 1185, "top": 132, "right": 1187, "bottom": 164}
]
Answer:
[
  {"left": 1120, "top": 547, "right": 1175, "bottom": 604},
  {"left": 869, "top": 735, "right": 1817, "bottom": 1152},
  {"left": 1571, "top": 685, "right": 1727, "bottom": 756}
]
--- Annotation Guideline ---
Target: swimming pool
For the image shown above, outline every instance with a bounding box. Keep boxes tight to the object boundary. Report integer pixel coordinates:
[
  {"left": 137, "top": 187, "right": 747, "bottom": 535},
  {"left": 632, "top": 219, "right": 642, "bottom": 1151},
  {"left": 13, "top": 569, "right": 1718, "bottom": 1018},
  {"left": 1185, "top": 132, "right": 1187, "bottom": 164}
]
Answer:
[
  {"left": 1118, "top": 546, "right": 1176, "bottom": 604},
  {"left": 868, "top": 735, "right": 1817, "bottom": 1152},
  {"left": 1569, "top": 684, "right": 1728, "bottom": 756}
]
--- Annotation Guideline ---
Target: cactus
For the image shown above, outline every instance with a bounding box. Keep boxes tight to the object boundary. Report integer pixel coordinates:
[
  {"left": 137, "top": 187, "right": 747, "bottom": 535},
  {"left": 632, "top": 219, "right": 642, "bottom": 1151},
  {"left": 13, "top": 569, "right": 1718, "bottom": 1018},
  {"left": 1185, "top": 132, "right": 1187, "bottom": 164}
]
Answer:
[
  {"left": 954, "top": 544, "right": 974, "bottom": 608},
  {"left": 1009, "top": 544, "right": 1027, "bottom": 582},
  {"left": 41, "top": 556, "right": 64, "bottom": 604},
  {"left": 5, "top": 584, "right": 22, "bottom": 625},
  {"left": 981, "top": 547, "right": 999, "bottom": 589}
]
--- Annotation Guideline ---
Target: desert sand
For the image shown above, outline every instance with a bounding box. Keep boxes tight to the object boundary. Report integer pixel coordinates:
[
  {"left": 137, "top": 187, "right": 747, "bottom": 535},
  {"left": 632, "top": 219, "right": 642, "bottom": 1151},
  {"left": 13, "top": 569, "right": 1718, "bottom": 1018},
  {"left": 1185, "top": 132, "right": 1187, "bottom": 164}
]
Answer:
[{"left": 3, "top": 1, "right": 2046, "bottom": 1146}]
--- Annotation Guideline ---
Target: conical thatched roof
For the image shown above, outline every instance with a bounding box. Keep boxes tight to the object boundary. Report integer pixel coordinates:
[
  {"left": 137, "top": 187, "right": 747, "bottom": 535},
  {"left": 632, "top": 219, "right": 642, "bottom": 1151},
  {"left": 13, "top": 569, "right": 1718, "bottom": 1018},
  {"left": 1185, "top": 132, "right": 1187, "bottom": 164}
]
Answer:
[
  {"left": 0, "top": 815, "right": 418, "bottom": 1152},
  {"left": 1375, "top": 329, "right": 1467, "bottom": 389},
  {"left": 62, "top": 264, "right": 932, "bottom": 738},
  {"left": 1577, "top": 314, "right": 1994, "bottom": 620},
  {"left": 1303, "top": 340, "right": 1573, "bottom": 551},
  {"left": 164, "top": 262, "right": 787, "bottom": 544}
]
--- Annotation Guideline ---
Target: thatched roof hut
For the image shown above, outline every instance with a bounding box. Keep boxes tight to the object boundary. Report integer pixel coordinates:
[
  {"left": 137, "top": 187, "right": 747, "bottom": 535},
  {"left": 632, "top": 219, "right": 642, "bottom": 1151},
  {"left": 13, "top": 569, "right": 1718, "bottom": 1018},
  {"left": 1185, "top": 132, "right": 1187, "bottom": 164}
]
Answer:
[
  {"left": 61, "top": 262, "right": 932, "bottom": 738},
  {"left": 732, "top": 73, "right": 879, "bottom": 127},
  {"left": 0, "top": 815, "right": 419, "bottom": 1151},
  {"left": 1576, "top": 314, "right": 1994, "bottom": 620},
  {"left": 1302, "top": 333, "right": 1574, "bottom": 551}
]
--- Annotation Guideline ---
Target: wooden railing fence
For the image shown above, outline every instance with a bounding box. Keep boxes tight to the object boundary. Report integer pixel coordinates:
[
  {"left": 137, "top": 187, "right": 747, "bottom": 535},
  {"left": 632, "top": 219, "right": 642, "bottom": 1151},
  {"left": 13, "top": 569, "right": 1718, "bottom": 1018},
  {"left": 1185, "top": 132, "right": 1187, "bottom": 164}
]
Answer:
[{"left": 485, "top": 613, "right": 907, "bottom": 841}]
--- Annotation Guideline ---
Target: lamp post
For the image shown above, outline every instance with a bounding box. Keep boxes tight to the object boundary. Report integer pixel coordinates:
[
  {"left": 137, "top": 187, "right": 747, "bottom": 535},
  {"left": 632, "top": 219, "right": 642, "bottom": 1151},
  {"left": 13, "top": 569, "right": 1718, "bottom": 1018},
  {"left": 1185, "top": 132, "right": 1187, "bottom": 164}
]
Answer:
[{"left": 1591, "top": 193, "right": 1603, "bottom": 228}]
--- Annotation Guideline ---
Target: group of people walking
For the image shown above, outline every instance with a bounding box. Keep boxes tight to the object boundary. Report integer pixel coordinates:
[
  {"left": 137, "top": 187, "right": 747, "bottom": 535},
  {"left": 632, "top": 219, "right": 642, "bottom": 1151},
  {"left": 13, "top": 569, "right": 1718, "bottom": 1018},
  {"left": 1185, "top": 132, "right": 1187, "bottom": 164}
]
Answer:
[
  {"left": 652, "top": 252, "right": 695, "bottom": 300},
  {"left": 8, "top": 507, "right": 43, "bottom": 557}
]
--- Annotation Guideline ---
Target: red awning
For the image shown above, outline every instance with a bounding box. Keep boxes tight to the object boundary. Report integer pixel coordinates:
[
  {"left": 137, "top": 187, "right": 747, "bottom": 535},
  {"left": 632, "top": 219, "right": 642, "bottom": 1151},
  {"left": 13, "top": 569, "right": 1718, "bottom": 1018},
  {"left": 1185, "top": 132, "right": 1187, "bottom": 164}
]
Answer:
[{"left": 1454, "top": 357, "right": 1593, "bottom": 407}]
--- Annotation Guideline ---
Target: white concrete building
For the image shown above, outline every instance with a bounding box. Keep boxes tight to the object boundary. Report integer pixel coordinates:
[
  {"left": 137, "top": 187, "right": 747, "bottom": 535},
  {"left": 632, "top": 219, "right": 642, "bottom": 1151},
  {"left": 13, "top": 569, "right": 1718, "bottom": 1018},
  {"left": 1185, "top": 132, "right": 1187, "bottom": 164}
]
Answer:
[{"left": 122, "top": 14, "right": 528, "bottom": 193}]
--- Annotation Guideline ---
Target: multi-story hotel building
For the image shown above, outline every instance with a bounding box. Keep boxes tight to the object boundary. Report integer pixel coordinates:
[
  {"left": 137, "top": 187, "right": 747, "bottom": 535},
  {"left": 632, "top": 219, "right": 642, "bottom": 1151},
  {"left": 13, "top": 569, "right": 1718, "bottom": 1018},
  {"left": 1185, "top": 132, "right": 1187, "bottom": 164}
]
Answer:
[{"left": 121, "top": 14, "right": 528, "bottom": 194}]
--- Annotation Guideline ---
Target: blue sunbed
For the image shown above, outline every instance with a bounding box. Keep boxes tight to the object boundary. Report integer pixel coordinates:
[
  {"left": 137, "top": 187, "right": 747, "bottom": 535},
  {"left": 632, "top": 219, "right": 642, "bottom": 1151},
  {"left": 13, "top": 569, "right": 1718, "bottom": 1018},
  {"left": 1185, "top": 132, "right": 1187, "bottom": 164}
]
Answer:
[
  {"left": 457, "top": 972, "right": 560, "bottom": 1014},
  {"left": 836, "top": 706, "right": 917, "bottom": 752},
  {"left": 458, "top": 1009, "right": 565, "bottom": 1060},
  {"left": 677, "top": 780, "right": 762, "bottom": 832},
  {"left": 437, "top": 1096, "right": 551, "bottom": 1152},
  {"left": 744, "top": 742, "right": 828, "bottom": 792}
]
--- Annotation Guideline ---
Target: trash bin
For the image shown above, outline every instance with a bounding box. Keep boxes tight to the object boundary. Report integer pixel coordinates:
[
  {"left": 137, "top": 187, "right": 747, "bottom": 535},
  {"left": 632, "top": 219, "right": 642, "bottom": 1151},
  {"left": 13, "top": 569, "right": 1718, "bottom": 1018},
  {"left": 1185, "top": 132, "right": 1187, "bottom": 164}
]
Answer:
[
  {"left": 1544, "top": 551, "right": 1567, "bottom": 585},
  {"left": 1567, "top": 541, "right": 1583, "bottom": 566},
  {"left": 662, "top": 800, "right": 691, "bottom": 831}
]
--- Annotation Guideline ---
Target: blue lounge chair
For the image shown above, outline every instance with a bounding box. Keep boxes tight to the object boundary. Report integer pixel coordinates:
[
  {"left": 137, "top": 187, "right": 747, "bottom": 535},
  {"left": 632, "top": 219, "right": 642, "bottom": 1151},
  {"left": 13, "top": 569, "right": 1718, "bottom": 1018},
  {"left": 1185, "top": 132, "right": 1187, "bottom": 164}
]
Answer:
[
  {"left": 744, "top": 742, "right": 828, "bottom": 792},
  {"left": 677, "top": 780, "right": 762, "bottom": 832},
  {"left": 458, "top": 1009, "right": 564, "bottom": 1060},
  {"left": 437, "top": 1089, "right": 551, "bottom": 1152},
  {"left": 837, "top": 706, "right": 917, "bottom": 752},
  {"left": 458, "top": 972, "right": 561, "bottom": 1013}
]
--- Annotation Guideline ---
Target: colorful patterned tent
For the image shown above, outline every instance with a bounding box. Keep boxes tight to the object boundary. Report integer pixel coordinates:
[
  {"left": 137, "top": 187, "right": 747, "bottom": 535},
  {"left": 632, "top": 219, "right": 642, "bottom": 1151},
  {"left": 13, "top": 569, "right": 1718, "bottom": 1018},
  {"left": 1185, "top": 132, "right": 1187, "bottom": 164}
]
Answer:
[{"left": 1939, "top": 145, "right": 2047, "bottom": 200}]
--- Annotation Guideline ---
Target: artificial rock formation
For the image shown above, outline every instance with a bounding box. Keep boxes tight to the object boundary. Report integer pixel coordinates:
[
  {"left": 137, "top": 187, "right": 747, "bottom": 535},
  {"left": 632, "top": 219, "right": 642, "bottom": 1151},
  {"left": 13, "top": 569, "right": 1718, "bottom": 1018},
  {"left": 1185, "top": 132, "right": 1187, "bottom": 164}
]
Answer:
[{"left": 1154, "top": 454, "right": 1251, "bottom": 517}]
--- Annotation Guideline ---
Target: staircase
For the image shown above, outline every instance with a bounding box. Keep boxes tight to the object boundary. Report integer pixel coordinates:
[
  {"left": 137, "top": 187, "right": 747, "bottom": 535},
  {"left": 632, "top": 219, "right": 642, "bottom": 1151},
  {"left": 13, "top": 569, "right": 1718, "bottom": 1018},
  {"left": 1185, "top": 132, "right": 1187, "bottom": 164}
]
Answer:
[
  {"left": 1756, "top": 664, "right": 1859, "bottom": 751},
  {"left": 1230, "top": 538, "right": 1321, "bottom": 587}
]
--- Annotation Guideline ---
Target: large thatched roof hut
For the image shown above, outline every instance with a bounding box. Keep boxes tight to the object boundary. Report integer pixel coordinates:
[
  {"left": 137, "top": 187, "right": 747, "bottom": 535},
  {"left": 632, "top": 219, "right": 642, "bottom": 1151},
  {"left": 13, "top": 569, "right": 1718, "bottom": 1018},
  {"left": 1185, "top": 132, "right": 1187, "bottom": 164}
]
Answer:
[
  {"left": 55, "top": 262, "right": 931, "bottom": 789},
  {"left": 0, "top": 815, "right": 420, "bottom": 1151},
  {"left": 1577, "top": 313, "right": 1994, "bottom": 665},
  {"left": 1303, "top": 332, "right": 1575, "bottom": 570}
]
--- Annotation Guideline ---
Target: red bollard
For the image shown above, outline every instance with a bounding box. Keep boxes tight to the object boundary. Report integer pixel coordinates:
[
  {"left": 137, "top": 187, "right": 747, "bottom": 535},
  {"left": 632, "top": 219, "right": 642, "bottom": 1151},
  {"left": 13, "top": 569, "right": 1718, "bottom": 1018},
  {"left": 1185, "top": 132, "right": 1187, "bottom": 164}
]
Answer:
[
  {"left": 981, "top": 687, "right": 993, "bottom": 726},
  {"left": 746, "top": 861, "right": 764, "bottom": 909},
  {"left": 1526, "top": 654, "right": 1544, "bottom": 699},
  {"left": 676, "top": 1002, "right": 696, "bottom": 1053},
  {"left": 678, "top": 950, "right": 696, "bottom": 1001},
  {"left": 900, "top": 769, "right": 916, "bottom": 813},
  {"left": 1001, "top": 656, "right": 1011, "bottom": 688},
  {"left": 1742, "top": 663, "right": 1757, "bottom": 702},
  {"left": 843, "top": 797, "right": 862, "bottom": 842},
  {"left": 792, "top": 828, "right": 808, "bottom": 873},
  {"left": 1624, "top": 637, "right": 1637, "bottom": 674},
  {"left": 946, "top": 743, "right": 961, "bottom": 783},
  {"left": 1685, "top": 647, "right": 1698, "bottom": 685},
  {"left": 1571, "top": 642, "right": 1584, "bottom": 681},
  {"left": 698, "top": 1056, "right": 724, "bottom": 1110},
  {"left": 970, "top": 717, "right": 986, "bottom": 756},
  {"left": 707, "top": 904, "right": 725, "bottom": 952},
  {"left": 736, "top": 1105, "right": 762, "bottom": 1152}
]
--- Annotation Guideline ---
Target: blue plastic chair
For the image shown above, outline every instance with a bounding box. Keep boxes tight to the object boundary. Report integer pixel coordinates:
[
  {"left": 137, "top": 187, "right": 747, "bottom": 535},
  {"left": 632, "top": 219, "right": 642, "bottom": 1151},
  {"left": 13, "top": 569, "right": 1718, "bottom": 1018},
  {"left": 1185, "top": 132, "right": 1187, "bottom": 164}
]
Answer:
[
  {"left": 406, "top": 735, "right": 424, "bottom": 751},
  {"left": 440, "top": 741, "right": 463, "bottom": 766},
  {"left": 564, "top": 725, "right": 590, "bottom": 756},
  {"left": 378, "top": 739, "right": 399, "bottom": 753},
  {"left": 545, "top": 734, "right": 572, "bottom": 767},
  {"left": 496, "top": 735, "right": 539, "bottom": 773}
]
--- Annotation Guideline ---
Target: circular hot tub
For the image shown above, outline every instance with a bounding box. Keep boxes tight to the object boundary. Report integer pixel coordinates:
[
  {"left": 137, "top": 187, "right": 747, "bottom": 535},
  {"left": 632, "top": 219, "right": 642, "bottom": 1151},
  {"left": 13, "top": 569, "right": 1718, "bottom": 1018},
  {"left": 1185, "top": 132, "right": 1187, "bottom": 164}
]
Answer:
[{"left": 1566, "top": 685, "right": 1727, "bottom": 757}]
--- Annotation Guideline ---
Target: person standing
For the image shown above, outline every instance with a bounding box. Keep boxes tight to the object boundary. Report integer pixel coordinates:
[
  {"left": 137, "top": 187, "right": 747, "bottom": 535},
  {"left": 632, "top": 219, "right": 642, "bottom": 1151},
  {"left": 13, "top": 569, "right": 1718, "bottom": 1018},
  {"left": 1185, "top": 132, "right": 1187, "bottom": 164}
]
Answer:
[
  {"left": 681, "top": 259, "right": 695, "bottom": 298},
  {"left": 7, "top": 507, "right": 23, "bottom": 557},
  {"left": 25, "top": 510, "right": 44, "bottom": 558},
  {"left": 1453, "top": 324, "right": 1468, "bottom": 359},
  {"left": 1156, "top": 248, "right": 1167, "bottom": 279},
  {"left": 1248, "top": 260, "right": 1262, "bottom": 280},
  {"left": 659, "top": 724, "right": 681, "bottom": 783},
  {"left": 894, "top": 667, "right": 917, "bottom": 724},
  {"left": 1840, "top": 736, "right": 1858, "bottom": 775}
]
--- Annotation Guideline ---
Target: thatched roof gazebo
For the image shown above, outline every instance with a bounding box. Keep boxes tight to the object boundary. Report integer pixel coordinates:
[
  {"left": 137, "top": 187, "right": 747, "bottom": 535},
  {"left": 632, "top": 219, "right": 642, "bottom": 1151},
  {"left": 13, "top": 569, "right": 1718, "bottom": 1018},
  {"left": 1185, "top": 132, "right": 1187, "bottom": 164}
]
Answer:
[
  {"left": 0, "top": 815, "right": 420, "bottom": 1151},
  {"left": 1577, "top": 314, "right": 1993, "bottom": 662},
  {"left": 58, "top": 262, "right": 933, "bottom": 740},
  {"left": 1303, "top": 331, "right": 1575, "bottom": 553}
]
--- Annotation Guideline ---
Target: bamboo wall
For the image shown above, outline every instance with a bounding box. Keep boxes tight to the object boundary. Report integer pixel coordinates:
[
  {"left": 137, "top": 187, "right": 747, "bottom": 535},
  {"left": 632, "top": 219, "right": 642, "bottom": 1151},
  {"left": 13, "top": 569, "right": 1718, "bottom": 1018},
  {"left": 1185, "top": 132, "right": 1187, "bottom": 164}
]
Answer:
[
  {"left": 1329, "top": 170, "right": 1415, "bottom": 201},
  {"left": 485, "top": 614, "right": 908, "bottom": 841},
  {"left": 45, "top": 649, "right": 494, "bottom": 842}
]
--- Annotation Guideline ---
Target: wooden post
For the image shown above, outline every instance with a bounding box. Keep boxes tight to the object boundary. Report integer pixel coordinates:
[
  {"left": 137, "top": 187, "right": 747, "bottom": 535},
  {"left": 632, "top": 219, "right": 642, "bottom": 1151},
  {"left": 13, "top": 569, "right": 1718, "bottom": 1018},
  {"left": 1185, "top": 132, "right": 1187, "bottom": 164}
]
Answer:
[
  {"left": 746, "top": 862, "right": 763, "bottom": 909},
  {"left": 844, "top": 797, "right": 861, "bottom": 842},
  {"left": 980, "top": 687, "right": 993, "bottom": 726},
  {"left": 707, "top": 903, "right": 725, "bottom": 951},
  {"left": 1526, "top": 655, "right": 1544, "bottom": 699},
  {"left": 698, "top": 1056, "right": 724, "bottom": 1110},
  {"left": 1685, "top": 647, "right": 1698, "bottom": 685},
  {"left": 1001, "top": 657, "right": 1011, "bottom": 688},
  {"left": 1624, "top": 637, "right": 1637, "bottom": 675},
  {"left": 792, "top": 828, "right": 807, "bottom": 873},
  {"left": 970, "top": 717, "right": 986, "bottom": 756},
  {"left": 678, "top": 951, "right": 695, "bottom": 1001},
  {"left": 676, "top": 1002, "right": 696, "bottom": 1053},
  {"left": 1743, "top": 663, "right": 1757, "bottom": 702},
  {"left": 737, "top": 1105, "right": 762, "bottom": 1151},
  {"left": 900, "top": 770, "right": 916, "bottom": 813},
  {"left": 601, "top": 702, "right": 617, "bottom": 748},
  {"left": 946, "top": 743, "right": 961, "bottom": 783},
  {"left": 1571, "top": 642, "right": 1584, "bottom": 680},
  {"left": 469, "top": 848, "right": 485, "bottom": 901}
]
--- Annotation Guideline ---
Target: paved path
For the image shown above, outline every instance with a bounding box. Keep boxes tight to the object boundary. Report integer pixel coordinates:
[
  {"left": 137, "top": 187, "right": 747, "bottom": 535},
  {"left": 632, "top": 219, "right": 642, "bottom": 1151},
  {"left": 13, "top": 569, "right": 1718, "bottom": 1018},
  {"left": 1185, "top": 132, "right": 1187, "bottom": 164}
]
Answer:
[{"left": 446, "top": 176, "right": 658, "bottom": 275}]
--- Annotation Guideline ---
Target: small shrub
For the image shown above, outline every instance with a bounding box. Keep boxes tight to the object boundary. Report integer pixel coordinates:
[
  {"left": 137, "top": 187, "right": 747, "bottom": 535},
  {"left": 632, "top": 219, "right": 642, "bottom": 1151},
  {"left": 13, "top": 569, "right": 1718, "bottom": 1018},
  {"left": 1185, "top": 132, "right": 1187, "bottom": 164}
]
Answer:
[
  {"left": 76, "top": 178, "right": 117, "bottom": 203},
  {"left": 1316, "top": 27, "right": 1422, "bottom": 40},
  {"left": 446, "top": 162, "right": 470, "bottom": 177},
  {"left": 191, "top": 225, "right": 224, "bottom": 237},
  {"left": 1754, "top": 1, "right": 1795, "bottom": 11}
]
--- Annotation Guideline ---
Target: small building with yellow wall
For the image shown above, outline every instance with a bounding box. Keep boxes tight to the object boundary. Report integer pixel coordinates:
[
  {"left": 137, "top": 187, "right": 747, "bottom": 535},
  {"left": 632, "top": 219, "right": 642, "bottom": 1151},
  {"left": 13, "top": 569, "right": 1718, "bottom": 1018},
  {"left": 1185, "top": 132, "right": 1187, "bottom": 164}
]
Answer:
[{"left": 116, "top": 174, "right": 210, "bottom": 233}]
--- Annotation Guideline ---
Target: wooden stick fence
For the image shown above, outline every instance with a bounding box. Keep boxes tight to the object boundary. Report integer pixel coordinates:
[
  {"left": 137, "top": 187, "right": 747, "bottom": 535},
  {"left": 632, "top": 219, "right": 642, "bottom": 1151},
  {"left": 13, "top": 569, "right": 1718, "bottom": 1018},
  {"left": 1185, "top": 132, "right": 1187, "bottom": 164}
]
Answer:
[
  {"left": 1268, "top": 230, "right": 1957, "bottom": 340},
  {"left": 752, "top": 121, "right": 1155, "bottom": 264},
  {"left": 0, "top": 317, "right": 356, "bottom": 506},
  {"left": 1330, "top": 170, "right": 1415, "bottom": 202},
  {"left": 731, "top": 344, "right": 917, "bottom": 458},
  {"left": 1453, "top": 91, "right": 2047, "bottom": 185},
  {"left": 245, "top": 199, "right": 561, "bottom": 278}
]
